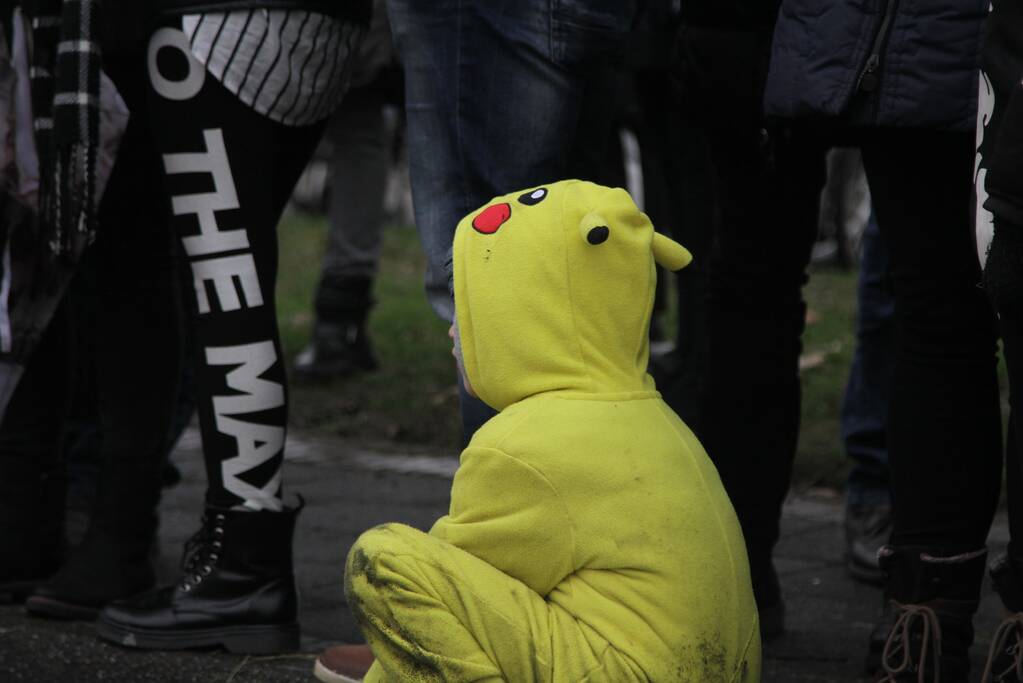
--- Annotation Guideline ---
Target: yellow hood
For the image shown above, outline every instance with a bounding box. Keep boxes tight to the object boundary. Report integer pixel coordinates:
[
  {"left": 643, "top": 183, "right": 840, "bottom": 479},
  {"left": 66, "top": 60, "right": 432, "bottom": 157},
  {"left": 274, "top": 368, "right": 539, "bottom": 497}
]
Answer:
[{"left": 453, "top": 179, "right": 692, "bottom": 411}]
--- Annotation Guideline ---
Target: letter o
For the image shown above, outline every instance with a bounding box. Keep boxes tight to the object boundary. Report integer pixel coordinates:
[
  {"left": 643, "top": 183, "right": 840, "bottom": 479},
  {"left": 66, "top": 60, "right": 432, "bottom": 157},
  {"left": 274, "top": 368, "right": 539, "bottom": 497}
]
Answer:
[{"left": 148, "top": 28, "right": 205, "bottom": 101}]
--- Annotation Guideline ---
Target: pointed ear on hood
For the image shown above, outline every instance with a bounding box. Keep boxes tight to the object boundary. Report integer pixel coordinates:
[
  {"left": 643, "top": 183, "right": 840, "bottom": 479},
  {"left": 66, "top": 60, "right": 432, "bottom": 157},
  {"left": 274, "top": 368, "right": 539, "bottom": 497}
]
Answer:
[{"left": 651, "top": 232, "right": 693, "bottom": 271}]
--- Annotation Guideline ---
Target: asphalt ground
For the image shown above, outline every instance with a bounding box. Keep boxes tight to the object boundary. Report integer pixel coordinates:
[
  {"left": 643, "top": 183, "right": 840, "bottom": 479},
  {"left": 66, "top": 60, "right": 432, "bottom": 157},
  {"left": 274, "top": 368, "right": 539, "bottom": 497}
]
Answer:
[{"left": 0, "top": 430, "right": 1012, "bottom": 682}]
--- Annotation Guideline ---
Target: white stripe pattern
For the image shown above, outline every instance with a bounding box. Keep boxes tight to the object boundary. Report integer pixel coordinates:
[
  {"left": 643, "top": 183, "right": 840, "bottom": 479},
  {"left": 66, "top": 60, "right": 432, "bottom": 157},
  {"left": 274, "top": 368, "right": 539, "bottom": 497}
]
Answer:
[
  {"left": 54, "top": 92, "right": 97, "bottom": 106},
  {"left": 182, "top": 10, "right": 360, "bottom": 127},
  {"left": 0, "top": 241, "right": 12, "bottom": 354},
  {"left": 57, "top": 39, "right": 98, "bottom": 54}
]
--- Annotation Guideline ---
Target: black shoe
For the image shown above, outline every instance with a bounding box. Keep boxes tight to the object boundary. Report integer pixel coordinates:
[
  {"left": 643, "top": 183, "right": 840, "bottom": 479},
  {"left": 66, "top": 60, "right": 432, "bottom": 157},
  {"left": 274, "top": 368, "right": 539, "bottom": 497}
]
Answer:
[
  {"left": 0, "top": 456, "right": 65, "bottom": 604},
  {"left": 97, "top": 500, "right": 303, "bottom": 654},
  {"left": 25, "top": 527, "right": 155, "bottom": 620},
  {"left": 870, "top": 545, "right": 986, "bottom": 682},
  {"left": 845, "top": 502, "right": 892, "bottom": 586},
  {"left": 752, "top": 558, "right": 785, "bottom": 640},
  {"left": 293, "top": 320, "right": 379, "bottom": 382}
]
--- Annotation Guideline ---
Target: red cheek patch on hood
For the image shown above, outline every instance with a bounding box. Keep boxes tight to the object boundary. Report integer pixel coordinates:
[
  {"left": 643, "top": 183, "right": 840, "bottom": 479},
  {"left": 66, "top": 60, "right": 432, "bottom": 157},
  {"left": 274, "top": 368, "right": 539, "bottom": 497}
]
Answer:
[{"left": 472, "top": 202, "right": 511, "bottom": 234}]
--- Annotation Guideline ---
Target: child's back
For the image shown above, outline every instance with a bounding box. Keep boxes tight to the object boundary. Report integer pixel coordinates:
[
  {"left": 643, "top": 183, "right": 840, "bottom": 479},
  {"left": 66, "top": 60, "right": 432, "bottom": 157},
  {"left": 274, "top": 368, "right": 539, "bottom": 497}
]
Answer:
[{"left": 347, "top": 180, "right": 759, "bottom": 682}]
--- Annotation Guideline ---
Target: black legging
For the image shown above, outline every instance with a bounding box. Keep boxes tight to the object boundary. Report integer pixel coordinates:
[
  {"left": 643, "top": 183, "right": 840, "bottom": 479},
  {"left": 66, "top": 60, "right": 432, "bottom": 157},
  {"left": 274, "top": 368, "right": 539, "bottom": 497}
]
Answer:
[{"left": 146, "top": 18, "right": 325, "bottom": 510}]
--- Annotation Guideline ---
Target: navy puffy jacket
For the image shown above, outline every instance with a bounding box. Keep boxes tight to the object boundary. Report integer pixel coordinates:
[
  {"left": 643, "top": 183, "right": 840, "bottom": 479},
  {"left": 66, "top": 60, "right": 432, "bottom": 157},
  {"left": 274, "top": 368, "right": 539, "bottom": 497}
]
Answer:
[{"left": 764, "top": 0, "right": 988, "bottom": 131}]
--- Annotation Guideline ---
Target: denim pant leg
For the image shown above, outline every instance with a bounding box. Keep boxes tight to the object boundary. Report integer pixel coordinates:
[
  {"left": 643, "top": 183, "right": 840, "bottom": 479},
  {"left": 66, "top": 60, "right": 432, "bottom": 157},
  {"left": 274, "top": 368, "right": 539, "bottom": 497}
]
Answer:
[
  {"left": 320, "top": 88, "right": 390, "bottom": 286},
  {"left": 387, "top": 0, "right": 636, "bottom": 441},
  {"left": 841, "top": 212, "right": 895, "bottom": 508}
]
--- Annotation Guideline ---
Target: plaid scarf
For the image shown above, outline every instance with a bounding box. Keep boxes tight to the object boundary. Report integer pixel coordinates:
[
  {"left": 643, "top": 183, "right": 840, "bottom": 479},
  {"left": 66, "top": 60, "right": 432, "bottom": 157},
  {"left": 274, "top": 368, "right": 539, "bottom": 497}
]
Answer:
[{"left": 24, "top": 0, "right": 101, "bottom": 260}]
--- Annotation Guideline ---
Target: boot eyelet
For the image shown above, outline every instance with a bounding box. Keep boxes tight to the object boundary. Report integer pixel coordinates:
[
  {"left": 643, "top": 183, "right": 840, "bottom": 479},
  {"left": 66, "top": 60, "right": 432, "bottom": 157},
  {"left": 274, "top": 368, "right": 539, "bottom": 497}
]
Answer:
[{"left": 203, "top": 565, "right": 212, "bottom": 575}]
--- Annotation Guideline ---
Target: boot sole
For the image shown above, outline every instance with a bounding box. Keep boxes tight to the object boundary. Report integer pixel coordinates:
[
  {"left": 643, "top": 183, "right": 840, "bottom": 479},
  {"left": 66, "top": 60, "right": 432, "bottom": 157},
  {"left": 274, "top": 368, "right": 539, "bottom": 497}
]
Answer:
[
  {"left": 313, "top": 659, "right": 363, "bottom": 683},
  {"left": 24, "top": 595, "right": 99, "bottom": 620},
  {"left": 96, "top": 616, "right": 300, "bottom": 654}
]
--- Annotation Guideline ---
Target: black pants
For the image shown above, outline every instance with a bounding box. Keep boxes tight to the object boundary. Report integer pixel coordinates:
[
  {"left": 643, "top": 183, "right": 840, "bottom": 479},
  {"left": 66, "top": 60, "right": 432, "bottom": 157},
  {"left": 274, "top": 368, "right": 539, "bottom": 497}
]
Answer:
[
  {"left": 702, "top": 125, "right": 1001, "bottom": 569},
  {"left": 0, "top": 48, "right": 183, "bottom": 556}
]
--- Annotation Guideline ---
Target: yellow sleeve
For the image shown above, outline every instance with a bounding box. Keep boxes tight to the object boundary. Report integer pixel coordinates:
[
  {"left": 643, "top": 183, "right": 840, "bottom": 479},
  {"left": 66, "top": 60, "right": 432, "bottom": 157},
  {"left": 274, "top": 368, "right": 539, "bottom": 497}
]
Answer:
[{"left": 430, "top": 446, "right": 575, "bottom": 597}]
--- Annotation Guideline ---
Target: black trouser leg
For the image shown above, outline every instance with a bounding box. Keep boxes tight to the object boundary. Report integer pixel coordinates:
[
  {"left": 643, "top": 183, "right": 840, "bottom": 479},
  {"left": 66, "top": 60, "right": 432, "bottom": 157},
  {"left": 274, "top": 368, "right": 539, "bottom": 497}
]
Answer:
[{"left": 861, "top": 130, "right": 1002, "bottom": 554}]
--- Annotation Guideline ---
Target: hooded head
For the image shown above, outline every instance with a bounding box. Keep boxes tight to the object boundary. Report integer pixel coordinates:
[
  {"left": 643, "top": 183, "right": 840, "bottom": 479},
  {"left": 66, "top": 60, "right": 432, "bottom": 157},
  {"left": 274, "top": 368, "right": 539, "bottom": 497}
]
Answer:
[{"left": 453, "top": 180, "right": 692, "bottom": 411}]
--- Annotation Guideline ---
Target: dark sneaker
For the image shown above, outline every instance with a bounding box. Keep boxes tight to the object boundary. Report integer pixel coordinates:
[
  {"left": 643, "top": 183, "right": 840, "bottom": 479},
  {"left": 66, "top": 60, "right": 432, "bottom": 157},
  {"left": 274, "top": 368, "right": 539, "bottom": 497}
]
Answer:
[
  {"left": 293, "top": 322, "right": 378, "bottom": 382},
  {"left": 845, "top": 503, "right": 892, "bottom": 585},
  {"left": 314, "top": 645, "right": 375, "bottom": 683}
]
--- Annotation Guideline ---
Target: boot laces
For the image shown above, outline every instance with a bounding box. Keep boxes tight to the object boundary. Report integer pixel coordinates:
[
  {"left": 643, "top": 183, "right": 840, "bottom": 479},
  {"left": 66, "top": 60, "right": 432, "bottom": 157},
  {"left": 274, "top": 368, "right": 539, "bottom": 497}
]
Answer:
[
  {"left": 179, "top": 512, "right": 225, "bottom": 591},
  {"left": 982, "top": 614, "right": 1023, "bottom": 683},
  {"left": 880, "top": 601, "right": 943, "bottom": 683}
]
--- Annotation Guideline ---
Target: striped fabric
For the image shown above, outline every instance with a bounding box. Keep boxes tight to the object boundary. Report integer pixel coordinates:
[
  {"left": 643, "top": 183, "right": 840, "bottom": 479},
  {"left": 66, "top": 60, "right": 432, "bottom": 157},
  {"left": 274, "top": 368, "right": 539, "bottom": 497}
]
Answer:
[
  {"left": 25, "top": 0, "right": 102, "bottom": 258},
  {"left": 182, "top": 9, "right": 362, "bottom": 127}
]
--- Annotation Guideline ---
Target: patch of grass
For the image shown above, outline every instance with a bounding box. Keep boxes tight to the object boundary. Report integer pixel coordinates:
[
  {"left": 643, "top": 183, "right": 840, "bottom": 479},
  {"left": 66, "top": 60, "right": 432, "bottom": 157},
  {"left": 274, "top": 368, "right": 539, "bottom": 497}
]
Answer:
[
  {"left": 794, "top": 267, "right": 859, "bottom": 492},
  {"left": 277, "top": 211, "right": 460, "bottom": 452}
]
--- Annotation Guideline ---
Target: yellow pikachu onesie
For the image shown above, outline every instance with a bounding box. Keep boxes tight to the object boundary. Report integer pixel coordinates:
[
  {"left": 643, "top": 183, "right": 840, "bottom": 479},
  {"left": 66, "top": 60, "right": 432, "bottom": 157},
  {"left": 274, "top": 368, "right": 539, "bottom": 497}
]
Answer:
[{"left": 345, "top": 180, "right": 760, "bottom": 682}]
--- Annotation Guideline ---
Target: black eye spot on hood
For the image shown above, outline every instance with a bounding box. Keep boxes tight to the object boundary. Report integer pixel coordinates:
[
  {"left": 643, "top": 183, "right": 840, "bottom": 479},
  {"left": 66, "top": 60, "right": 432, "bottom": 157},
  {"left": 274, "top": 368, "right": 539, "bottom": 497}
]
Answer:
[
  {"left": 518, "top": 187, "right": 547, "bottom": 205},
  {"left": 587, "top": 226, "right": 610, "bottom": 245}
]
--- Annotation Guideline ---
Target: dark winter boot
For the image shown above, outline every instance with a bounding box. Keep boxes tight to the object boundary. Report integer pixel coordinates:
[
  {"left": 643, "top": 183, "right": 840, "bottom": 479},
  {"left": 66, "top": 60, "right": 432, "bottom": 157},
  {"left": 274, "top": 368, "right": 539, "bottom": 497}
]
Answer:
[
  {"left": 980, "top": 553, "right": 1023, "bottom": 682},
  {"left": 25, "top": 453, "right": 162, "bottom": 619},
  {"left": 96, "top": 500, "right": 303, "bottom": 654},
  {"left": 869, "top": 545, "right": 986, "bottom": 682},
  {"left": 293, "top": 276, "right": 378, "bottom": 381},
  {"left": 0, "top": 456, "right": 65, "bottom": 603}
]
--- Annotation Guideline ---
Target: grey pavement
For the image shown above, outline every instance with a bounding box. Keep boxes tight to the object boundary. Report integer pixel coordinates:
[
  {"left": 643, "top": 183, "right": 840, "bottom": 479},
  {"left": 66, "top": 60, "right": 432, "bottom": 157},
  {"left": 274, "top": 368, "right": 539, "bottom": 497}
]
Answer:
[{"left": 0, "top": 430, "right": 1013, "bottom": 682}]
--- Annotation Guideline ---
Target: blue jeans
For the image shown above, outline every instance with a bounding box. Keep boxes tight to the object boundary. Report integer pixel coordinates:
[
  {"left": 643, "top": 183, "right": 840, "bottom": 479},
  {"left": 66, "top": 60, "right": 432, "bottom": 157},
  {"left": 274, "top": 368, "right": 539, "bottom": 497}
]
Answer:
[
  {"left": 387, "top": 0, "right": 637, "bottom": 440},
  {"left": 842, "top": 213, "right": 895, "bottom": 508}
]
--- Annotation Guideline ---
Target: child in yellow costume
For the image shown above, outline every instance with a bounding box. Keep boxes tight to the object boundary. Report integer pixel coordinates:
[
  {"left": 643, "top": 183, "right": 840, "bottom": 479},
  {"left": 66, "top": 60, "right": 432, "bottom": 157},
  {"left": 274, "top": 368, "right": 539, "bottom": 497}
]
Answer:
[{"left": 344, "top": 180, "right": 761, "bottom": 682}]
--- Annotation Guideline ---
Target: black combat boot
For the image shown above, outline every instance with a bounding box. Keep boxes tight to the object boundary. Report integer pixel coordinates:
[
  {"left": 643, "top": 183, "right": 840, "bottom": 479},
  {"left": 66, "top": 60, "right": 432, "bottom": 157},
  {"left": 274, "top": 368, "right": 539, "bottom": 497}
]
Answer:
[
  {"left": 97, "top": 500, "right": 303, "bottom": 654},
  {"left": 293, "top": 276, "right": 378, "bottom": 381},
  {"left": 980, "top": 552, "right": 1023, "bottom": 682},
  {"left": 870, "top": 545, "right": 986, "bottom": 683}
]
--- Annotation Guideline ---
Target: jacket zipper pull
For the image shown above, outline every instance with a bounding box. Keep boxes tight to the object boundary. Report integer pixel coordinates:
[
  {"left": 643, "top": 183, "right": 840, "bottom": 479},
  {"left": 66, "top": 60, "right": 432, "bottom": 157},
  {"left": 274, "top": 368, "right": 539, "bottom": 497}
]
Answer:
[{"left": 858, "top": 54, "right": 880, "bottom": 93}]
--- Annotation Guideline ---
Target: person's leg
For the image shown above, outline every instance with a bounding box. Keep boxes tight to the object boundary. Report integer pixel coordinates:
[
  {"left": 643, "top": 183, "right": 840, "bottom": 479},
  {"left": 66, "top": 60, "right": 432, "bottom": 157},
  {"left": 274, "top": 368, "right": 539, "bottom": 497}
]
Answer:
[
  {"left": 671, "top": 11, "right": 827, "bottom": 637},
  {"left": 346, "top": 524, "right": 647, "bottom": 683},
  {"left": 295, "top": 87, "right": 390, "bottom": 380},
  {"left": 698, "top": 120, "right": 826, "bottom": 637},
  {"left": 976, "top": 2, "right": 1023, "bottom": 678},
  {"left": 841, "top": 211, "right": 895, "bottom": 584},
  {"left": 0, "top": 298, "right": 70, "bottom": 602},
  {"left": 386, "top": 0, "right": 637, "bottom": 442},
  {"left": 24, "top": 48, "right": 184, "bottom": 619},
  {"left": 97, "top": 10, "right": 358, "bottom": 652},
  {"left": 861, "top": 129, "right": 1001, "bottom": 681}
]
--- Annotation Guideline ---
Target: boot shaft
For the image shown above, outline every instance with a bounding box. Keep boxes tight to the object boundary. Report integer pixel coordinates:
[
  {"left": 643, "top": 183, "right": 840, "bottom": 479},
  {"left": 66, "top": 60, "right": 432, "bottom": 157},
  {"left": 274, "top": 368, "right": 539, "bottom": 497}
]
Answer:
[
  {"left": 877, "top": 545, "right": 987, "bottom": 682},
  {"left": 177, "top": 502, "right": 303, "bottom": 622}
]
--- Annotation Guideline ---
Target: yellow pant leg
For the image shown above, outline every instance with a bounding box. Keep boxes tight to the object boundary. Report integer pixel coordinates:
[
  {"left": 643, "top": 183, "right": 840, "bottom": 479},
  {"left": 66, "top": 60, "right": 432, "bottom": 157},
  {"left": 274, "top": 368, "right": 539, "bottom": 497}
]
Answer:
[{"left": 345, "top": 523, "right": 640, "bottom": 683}]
